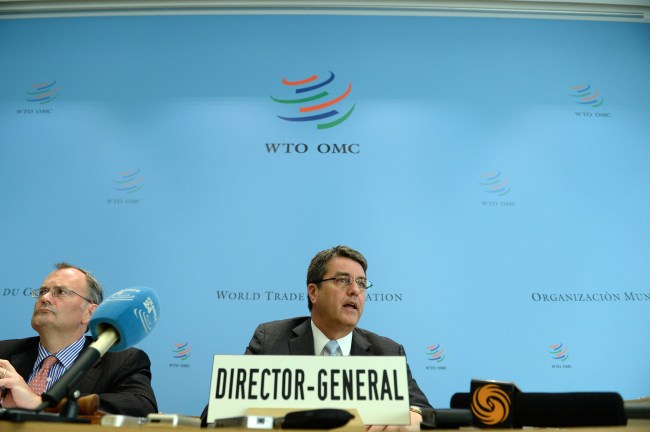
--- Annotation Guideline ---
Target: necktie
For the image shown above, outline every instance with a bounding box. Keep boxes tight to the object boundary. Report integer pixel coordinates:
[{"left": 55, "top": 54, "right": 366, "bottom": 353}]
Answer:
[
  {"left": 28, "top": 356, "right": 58, "bottom": 395},
  {"left": 324, "top": 340, "right": 341, "bottom": 356}
]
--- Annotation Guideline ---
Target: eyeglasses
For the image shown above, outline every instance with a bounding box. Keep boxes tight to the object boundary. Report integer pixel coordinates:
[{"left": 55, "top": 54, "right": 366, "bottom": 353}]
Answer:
[
  {"left": 31, "top": 287, "right": 94, "bottom": 303},
  {"left": 313, "top": 275, "right": 372, "bottom": 291}
]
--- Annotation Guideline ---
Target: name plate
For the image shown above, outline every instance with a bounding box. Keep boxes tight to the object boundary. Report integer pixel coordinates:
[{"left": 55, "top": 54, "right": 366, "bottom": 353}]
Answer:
[{"left": 207, "top": 355, "right": 410, "bottom": 425}]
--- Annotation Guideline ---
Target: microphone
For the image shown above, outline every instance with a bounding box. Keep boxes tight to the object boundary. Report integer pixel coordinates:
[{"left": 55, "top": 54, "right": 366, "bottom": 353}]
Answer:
[
  {"left": 281, "top": 409, "right": 355, "bottom": 429},
  {"left": 210, "top": 409, "right": 355, "bottom": 429},
  {"left": 420, "top": 408, "right": 472, "bottom": 429},
  {"left": 451, "top": 391, "right": 627, "bottom": 427},
  {"left": 624, "top": 399, "right": 650, "bottom": 419},
  {"left": 39, "top": 287, "right": 160, "bottom": 410}
]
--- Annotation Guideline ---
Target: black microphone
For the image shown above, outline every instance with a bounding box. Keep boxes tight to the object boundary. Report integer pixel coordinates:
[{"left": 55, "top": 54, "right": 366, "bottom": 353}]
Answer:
[
  {"left": 210, "top": 409, "right": 355, "bottom": 429},
  {"left": 449, "top": 392, "right": 470, "bottom": 410},
  {"left": 451, "top": 391, "right": 627, "bottom": 427},
  {"left": 281, "top": 409, "right": 355, "bottom": 429},
  {"left": 38, "top": 287, "right": 160, "bottom": 411},
  {"left": 514, "top": 392, "right": 626, "bottom": 427},
  {"left": 420, "top": 408, "right": 472, "bottom": 429},
  {"left": 624, "top": 399, "right": 650, "bottom": 419}
]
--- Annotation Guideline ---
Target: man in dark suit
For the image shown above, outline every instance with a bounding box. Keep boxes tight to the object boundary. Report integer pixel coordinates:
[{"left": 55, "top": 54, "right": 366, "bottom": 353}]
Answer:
[
  {"left": 0, "top": 263, "right": 157, "bottom": 416},
  {"left": 245, "top": 245, "right": 431, "bottom": 431}
]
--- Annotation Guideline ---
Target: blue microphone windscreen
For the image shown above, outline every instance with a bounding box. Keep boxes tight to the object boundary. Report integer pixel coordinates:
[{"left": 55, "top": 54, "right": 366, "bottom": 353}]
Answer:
[{"left": 90, "top": 286, "right": 160, "bottom": 351}]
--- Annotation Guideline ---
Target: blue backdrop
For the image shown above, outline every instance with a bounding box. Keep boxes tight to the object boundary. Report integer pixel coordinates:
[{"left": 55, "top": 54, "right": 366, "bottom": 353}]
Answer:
[{"left": 1, "top": 12, "right": 649, "bottom": 416}]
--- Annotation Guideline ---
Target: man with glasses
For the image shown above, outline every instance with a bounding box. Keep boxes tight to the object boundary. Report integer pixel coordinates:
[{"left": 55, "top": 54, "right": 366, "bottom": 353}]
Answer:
[
  {"left": 0, "top": 262, "right": 157, "bottom": 416},
  {"left": 244, "top": 245, "right": 431, "bottom": 431}
]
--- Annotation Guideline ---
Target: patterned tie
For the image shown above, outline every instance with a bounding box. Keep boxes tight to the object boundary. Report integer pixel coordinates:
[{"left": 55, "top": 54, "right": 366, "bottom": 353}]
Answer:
[
  {"left": 324, "top": 340, "right": 341, "bottom": 356},
  {"left": 28, "top": 356, "right": 58, "bottom": 395}
]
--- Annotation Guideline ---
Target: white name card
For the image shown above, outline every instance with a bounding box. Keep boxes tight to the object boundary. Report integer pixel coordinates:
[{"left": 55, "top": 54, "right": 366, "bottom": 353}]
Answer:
[{"left": 207, "top": 355, "right": 410, "bottom": 425}]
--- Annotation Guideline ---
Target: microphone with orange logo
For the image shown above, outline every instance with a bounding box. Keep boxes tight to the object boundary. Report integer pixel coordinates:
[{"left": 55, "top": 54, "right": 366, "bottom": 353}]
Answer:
[{"left": 450, "top": 379, "right": 628, "bottom": 428}]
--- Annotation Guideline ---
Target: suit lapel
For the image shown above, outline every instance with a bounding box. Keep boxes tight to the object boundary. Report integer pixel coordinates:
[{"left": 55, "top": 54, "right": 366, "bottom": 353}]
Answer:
[
  {"left": 350, "top": 329, "right": 372, "bottom": 356},
  {"left": 289, "top": 319, "right": 316, "bottom": 355},
  {"left": 74, "top": 336, "right": 101, "bottom": 393},
  {"left": 11, "top": 343, "right": 38, "bottom": 380}
]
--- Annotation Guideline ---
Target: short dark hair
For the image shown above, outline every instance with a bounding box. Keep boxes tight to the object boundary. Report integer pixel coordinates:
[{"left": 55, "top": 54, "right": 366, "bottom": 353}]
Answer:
[
  {"left": 55, "top": 262, "right": 104, "bottom": 304},
  {"left": 306, "top": 245, "right": 368, "bottom": 311}
]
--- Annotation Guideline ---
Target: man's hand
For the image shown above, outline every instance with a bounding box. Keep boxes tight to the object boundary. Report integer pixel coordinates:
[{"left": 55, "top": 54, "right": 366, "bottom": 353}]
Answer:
[
  {"left": 0, "top": 359, "right": 42, "bottom": 409},
  {"left": 365, "top": 410, "right": 423, "bottom": 431}
]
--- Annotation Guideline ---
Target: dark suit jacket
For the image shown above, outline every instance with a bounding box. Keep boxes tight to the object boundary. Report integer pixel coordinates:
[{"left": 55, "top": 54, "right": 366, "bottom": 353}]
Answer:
[
  {"left": 0, "top": 336, "right": 157, "bottom": 416},
  {"left": 245, "top": 317, "right": 432, "bottom": 409}
]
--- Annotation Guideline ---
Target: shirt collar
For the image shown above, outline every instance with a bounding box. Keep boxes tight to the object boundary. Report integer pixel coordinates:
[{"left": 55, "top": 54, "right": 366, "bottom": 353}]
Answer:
[
  {"left": 35, "top": 335, "right": 87, "bottom": 371},
  {"left": 310, "top": 320, "right": 353, "bottom": 356}
]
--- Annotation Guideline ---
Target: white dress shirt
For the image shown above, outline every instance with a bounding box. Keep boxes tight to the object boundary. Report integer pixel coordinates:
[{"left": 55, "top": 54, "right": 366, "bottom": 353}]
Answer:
[{"left": 310, "top": 320, "right": 353, "bottom": 356}]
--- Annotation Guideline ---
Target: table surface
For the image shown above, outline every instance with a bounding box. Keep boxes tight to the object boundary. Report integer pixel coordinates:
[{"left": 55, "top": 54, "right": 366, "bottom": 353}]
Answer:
[{"left": 1, "top": 418, "right": 649, "bottom": 432}]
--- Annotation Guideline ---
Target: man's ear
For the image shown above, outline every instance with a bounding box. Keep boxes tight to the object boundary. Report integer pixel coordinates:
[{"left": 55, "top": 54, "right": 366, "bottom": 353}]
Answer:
[
  {"left": 83, "top": 302, "right": 98, "bottom": 324},
  {"left": 307, "top": 283, "right": 318, "bottom": 305}
]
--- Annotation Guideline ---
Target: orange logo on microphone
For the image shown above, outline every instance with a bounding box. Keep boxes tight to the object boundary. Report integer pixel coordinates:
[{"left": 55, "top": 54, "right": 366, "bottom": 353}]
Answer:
[{"left": 471, "top": 384, "right": 512, "bottom": 426}]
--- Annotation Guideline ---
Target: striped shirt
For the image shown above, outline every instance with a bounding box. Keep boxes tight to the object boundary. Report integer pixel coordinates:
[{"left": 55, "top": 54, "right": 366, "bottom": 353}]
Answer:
[{"left": 28, "top": 336, "right": 86, "bottom": 392}]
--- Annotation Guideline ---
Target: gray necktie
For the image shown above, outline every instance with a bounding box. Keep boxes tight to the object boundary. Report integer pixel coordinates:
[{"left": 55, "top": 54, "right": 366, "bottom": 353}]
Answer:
[{"left": 324, "top": 340, "right": 341, "bottom": 356}]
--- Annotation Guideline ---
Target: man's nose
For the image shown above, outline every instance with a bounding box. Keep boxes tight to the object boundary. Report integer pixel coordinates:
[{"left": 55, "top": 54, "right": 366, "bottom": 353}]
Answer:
[
  {"left": 40, "top": 289, "right": 54, "bottom": 302},
  {"left": 347, "top": 281, "right": 361, "bottom": 295}
]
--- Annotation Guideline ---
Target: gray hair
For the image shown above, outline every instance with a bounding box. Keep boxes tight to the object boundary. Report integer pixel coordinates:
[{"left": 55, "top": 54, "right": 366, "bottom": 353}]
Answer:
[
  {"left": 54, "top": 262, "right": 104, "bottom": 304},
  {"left": 306, "top": 245, "right": 368, "bottom": 311}
]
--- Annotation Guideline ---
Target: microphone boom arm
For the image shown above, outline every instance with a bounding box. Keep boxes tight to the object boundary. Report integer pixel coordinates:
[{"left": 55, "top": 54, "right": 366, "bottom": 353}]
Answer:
[{"left": 38, "top": 327, "right": 119, "bottom": 411}]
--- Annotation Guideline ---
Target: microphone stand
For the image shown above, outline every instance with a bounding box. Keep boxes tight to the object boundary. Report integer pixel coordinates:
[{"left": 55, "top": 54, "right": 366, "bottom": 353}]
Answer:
[
  {"left": 0, "top": 381, "right": 89, "bottom": 423},
  {"left": 0, "top": 393, "right": 89, "bottom": 423},
  {"left": 59, "top": 390, "right": 82, "bottom": 419}
]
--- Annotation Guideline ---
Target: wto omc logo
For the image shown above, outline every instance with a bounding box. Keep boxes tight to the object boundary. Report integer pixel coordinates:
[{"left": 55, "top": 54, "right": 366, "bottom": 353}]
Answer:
[
  {"left": 26, "top": 81, "right": 61, "bottom": 104},
  {"left": 426, "top": 343, "right": 445, "bottom": 363},
  {"left": 480, "top": 171, "right": 511, "bottom": 196},
  {"left": 113, "top": 169, "right": 144, "bottom": 194},
  {"left": 271, "top": 71, "right": 355, "bottom": 129},
  {"left": 172, "top": 342, "right": 192, "bottom": 361},
  {"left": 570, "top": 84, "right": 604, "bottom": 108},
  {"left": 550, "top": 343, "right": 569, "bottom": 361}
]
